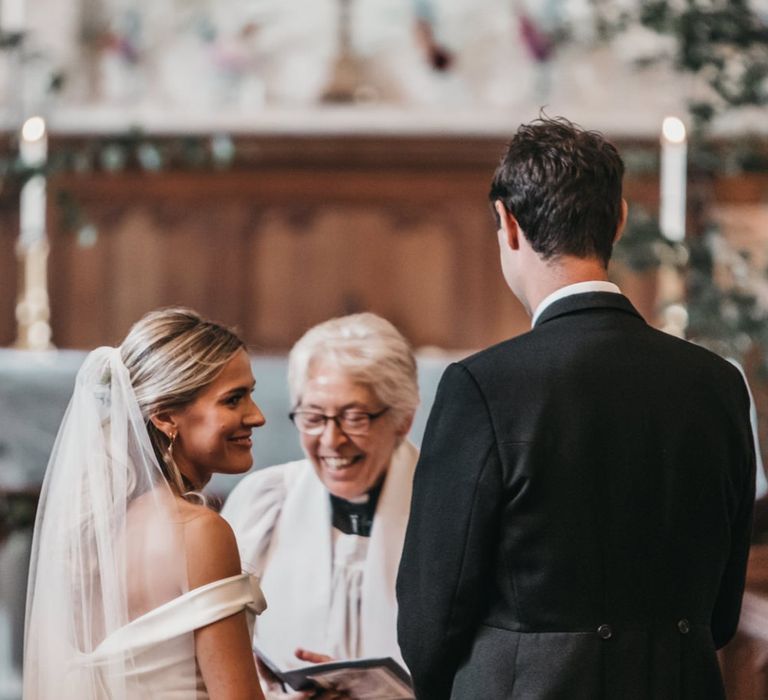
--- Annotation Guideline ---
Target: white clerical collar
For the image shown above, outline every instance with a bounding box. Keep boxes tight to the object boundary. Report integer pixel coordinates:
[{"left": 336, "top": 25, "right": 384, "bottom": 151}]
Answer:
[{"left": 531, "top": 280, "right": 621, "bottom": 327}]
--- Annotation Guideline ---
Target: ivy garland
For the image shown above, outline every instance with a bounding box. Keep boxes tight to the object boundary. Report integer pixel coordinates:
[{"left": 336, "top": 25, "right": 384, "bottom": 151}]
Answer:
[
  {"left": 589, "top": 0, "right": 768, "bottom": 126},
  {"left": 593, "top": 1, "right": 768, "bottom": 377},
  {"left": 0, "top": 130, "right": 237, "bottom": 246},
  {"left": 0, "top": 489, "right": 38, "bottom": 539},
  {"left": 686, "top": 228, "right": 768, "bottom": 376}
]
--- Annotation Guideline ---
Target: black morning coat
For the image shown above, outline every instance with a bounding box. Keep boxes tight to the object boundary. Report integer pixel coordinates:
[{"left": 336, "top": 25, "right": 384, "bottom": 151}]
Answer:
[{"left": 396, "top": 292, "right": 756, "bottom": 700}]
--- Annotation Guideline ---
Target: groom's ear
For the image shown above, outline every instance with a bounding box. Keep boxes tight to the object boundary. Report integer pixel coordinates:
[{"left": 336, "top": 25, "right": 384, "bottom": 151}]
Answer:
[
  {"left": 149, "top": 411, "right": 178, "bottom": 437},
  {"left": 494, "top": 200, "right": 521, "bottom": 251},
  {"left": 614, "top": 198, "right": 629, "bottom": 244}
]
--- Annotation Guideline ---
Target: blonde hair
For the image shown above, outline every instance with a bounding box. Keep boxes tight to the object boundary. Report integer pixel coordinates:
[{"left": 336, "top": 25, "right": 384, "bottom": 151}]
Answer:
[
  {"left": 120, "top": 307, "right": 244, "bottom": 495},
  {"left": 288, "top": 313, "right": 419, "bottom": 428}
]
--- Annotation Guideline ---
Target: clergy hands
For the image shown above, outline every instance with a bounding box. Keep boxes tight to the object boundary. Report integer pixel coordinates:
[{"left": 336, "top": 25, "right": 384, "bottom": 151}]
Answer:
[
  {"left": 255, "top": 656, "right": 313, "bottom": 699},
  {"left": 294, "top": 648, "right": 334, "bottom": 664},
  {"left": 255, "top": 653, "right": 348, "bottom": 700},
  {"left": 292, "top": 650, "right": 351, "bottom": 699}
]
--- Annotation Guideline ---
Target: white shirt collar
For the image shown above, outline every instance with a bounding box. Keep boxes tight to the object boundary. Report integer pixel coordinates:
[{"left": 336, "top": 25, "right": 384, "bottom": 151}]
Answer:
[{"left": 531, "top": 280, "right": 621, "bottom": 327}]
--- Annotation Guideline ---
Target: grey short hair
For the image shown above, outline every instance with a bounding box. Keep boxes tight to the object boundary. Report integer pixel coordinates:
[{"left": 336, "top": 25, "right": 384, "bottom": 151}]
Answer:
[{"left": 288, "top": 313, "right": 419, "bottom": 427}]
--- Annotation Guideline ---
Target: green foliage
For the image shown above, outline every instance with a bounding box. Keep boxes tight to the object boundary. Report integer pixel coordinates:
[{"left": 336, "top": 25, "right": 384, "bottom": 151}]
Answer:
[
  {"left": 686, "top": 228, "right": 768, "bottom": 375},
  {"left": 0, "top": 32, "right": 23, "bottom": 49},
  {"left": 612, "top": 205, "right": 679, "bottom": 272},
  {"left": 590, "top": 0, "right": 768, "bottom": 122},
  {"left": 591, "top": 1, "right": 768, "bottom": 376},
  {"left": 0, "top": 130, "right": 240, "bottom": 253},
  {"left": 614, "top": 208, "right": 768, "bottom": 376},
  {"left": 0, "top": 488, "right": 38, "bottom": 540}
]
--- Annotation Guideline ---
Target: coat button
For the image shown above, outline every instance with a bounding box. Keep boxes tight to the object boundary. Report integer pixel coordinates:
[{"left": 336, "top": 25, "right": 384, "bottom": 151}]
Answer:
[
  {"left": 597, "top": 624, "right": 613, "bottom": 640},
  {"left": 677, "top": 619, "right": 690, "bottom": 634}
]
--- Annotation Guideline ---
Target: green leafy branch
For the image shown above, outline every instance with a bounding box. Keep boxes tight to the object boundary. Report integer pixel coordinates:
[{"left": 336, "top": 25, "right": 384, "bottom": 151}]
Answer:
[{"left": 589, "top": 0, "right": 768, "bottom": 125}]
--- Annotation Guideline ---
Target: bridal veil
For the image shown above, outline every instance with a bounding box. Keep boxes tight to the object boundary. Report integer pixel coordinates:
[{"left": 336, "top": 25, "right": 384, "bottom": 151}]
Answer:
[{"left": 23, "top": 347, "right": 194, "bottom": 699}]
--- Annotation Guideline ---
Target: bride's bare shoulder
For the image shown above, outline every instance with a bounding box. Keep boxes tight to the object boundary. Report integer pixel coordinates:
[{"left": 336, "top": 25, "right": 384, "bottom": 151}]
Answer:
[
  {"left": 126, "top": 489, "right": 242, "bottom": 587},
  {"left": 180, "top": 501, "right": 243, "bottom": 587},
  {"left": 173, "top": 495, "right": 214, "bottom": 522}
]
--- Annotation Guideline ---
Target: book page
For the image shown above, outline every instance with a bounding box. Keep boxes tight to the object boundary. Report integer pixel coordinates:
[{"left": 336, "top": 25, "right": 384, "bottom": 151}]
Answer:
[{"left": 307, "top": 665, "right": 413, "bottom": 699}]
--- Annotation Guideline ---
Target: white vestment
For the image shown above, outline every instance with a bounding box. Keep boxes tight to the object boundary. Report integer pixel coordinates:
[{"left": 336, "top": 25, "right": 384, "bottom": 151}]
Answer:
[{"left": 222, "top": 440, "right": 418, "bottom": 670}]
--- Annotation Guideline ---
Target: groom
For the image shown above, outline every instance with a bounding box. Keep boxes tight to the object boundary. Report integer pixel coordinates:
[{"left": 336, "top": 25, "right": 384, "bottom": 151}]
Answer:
[{"left": 396, "top": 117, "right": 756, "bottom": 700}]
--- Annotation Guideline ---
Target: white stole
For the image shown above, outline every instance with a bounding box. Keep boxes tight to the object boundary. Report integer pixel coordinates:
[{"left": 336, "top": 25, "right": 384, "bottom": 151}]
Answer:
[{"left": 255, "top": 440, "right": 418, "bottom": 669}]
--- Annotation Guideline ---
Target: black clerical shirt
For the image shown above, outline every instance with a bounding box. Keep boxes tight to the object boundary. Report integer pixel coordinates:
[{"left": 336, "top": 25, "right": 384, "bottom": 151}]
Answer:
[{"left": 329, "top": 481, "right": 383, "bottom": 537}]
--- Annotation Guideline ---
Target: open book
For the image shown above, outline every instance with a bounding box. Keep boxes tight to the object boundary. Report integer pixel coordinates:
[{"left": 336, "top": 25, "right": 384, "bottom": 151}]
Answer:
[{"left": 253, "top": 644, "right": 414, "bottom": 700}]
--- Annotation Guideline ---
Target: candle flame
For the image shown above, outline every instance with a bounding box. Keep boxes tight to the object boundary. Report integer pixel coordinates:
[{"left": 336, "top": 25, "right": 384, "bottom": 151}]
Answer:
[
  {"left": 662, "top": 116, "right": 686, "bottom": 144},
  {"left": 22, "top": 116, "right": 46, "bottom": 143}
]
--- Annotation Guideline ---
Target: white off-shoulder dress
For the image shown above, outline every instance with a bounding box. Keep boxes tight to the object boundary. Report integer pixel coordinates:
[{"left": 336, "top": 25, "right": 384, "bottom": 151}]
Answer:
[{"left": 80, "top": 573, "right": 267, "bottom": 699}]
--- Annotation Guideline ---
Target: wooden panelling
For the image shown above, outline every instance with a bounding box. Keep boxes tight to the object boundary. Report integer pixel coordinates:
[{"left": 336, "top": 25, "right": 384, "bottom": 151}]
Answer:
[
  {"left": 0, "top": 136, "right": 527, "bottom": 351},
  {"left": 0, "top": 209, "right": 19, "bottom": 347},
  {"left": 0, "top": 135, "right": 766, "bottom": 352},
  {"left": 719, "top": 544, "right": 768, "bottom": 700},
  {"left": 38, "top": 167, "right": 523, "bottom": 351}
]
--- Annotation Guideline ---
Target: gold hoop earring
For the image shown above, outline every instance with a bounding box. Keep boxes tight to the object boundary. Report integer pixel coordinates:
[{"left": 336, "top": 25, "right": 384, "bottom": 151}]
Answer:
[
  {"left": 167, "top": 431, "right": 177, "bottom": 457},
  {"left": 161, "top": 431, "right": 187, "bottom": 496}
]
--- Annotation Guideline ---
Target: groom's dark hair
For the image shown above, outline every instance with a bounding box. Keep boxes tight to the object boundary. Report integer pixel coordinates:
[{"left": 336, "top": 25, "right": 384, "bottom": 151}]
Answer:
[{"left": 489, "top": 116, "right": 624, "bottom": 268}]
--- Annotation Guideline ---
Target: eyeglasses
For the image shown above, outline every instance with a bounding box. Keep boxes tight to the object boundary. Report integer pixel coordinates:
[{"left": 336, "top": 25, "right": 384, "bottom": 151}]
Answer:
[{"left": 289, "top": 407, "right": 390, "bottom": 436}]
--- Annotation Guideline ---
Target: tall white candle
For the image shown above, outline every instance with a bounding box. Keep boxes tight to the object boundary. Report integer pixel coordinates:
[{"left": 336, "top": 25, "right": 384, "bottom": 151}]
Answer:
[
  {"left": 660, "top": 116, "right": 687, "bottom": 242},
  {"left": 0, "top": 0, "right": 25, "bottom": 33},
  {"left": 19, "top": 116, "right": 47, "bottom": 250}
]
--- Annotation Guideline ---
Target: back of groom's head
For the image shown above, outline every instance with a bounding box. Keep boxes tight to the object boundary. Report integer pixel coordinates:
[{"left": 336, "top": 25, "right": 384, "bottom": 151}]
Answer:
[{"left": 489, "top": 117, "right": 625, "bottom": 268}]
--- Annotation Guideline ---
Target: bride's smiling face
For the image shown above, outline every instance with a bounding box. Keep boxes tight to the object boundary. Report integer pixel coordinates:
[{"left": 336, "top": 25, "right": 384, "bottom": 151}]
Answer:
[{"left": 168, "top": 349, "right": 265, "bottom": 488}]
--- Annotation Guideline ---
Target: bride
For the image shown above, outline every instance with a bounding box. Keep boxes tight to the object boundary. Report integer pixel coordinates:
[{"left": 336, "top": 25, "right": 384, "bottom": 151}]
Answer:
[{"left": 23, "top": 308, "right": 268, "bottom": 699}]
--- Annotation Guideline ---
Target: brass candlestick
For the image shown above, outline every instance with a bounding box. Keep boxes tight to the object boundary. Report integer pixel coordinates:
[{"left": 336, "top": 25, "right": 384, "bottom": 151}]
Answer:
[
  {"left": 15, "top": 238, "right": 53, "bottom": 351},
  {"left": 14, "top": 116, "right": 53, "bottom": 351}
]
